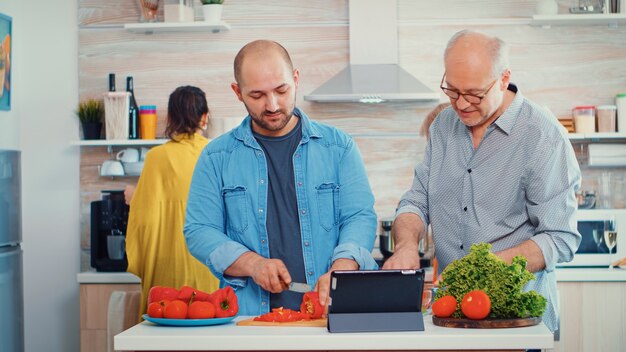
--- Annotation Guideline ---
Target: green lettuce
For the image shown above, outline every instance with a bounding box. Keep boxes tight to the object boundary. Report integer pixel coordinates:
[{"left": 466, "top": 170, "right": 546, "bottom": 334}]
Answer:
[{"left": 434, "top": 242, "right": 547, "bottom": 319}]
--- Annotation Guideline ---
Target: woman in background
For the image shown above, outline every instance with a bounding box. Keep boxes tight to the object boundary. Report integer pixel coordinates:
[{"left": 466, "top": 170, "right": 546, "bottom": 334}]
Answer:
[{"left": 125, "top": 85, "right": 219, "bottom": 321}]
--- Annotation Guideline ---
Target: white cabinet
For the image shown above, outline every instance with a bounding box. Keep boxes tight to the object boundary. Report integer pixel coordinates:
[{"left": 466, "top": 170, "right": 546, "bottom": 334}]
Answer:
[{"left": 530, "top": 14, "right": 626, "bottom": 27}]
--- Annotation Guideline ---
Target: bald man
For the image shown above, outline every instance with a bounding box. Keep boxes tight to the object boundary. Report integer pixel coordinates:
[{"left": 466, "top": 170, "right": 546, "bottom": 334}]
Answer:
[
  {"left": 184, "top": 40, "right": 378, "bottom": 316},
  {"left": 383, "top": 30, "right": 581, "bottom": 332}
]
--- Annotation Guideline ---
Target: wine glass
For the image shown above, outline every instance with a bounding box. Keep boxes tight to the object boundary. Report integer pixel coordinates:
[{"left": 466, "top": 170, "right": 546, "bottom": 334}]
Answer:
[
  {"left": 604, "top": 218, "right": 617, "bottom": 269},
  {"left": 592, "top": 226, "right": 603, "bottom": 252}
]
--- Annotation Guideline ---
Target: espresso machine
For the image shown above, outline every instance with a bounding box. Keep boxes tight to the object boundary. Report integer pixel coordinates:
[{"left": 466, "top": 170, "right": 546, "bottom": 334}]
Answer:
[{"left": 90, "top": 190, "right": 129, "bottom": 272}]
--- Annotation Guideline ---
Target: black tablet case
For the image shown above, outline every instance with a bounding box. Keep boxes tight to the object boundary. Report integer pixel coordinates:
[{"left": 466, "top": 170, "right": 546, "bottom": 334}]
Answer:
[{"left": 327, "top": 269, "right": 425, "bottom": 333}]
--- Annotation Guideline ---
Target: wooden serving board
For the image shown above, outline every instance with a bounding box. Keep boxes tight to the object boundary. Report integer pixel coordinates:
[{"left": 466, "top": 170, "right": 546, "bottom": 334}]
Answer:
[
  {"left": 432, "top": 316, "right": 541, "bottom": 329},
  {"left": 236, "top": 317, "right": 327, "bottom": 327}
]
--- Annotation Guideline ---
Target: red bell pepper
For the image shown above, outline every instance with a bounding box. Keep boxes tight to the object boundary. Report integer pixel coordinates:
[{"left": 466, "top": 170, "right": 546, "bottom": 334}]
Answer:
[
  {"left": 177, "top": 285, "right": 212, "bottom": 303},
  {"left": 300, "top": 291, "right": 324, "bottom": 319},
  {"left": 211, "top": 286, "right": 239, "bottom": 317},
  {"left": 147, "top": 286, "right": 179, "bottom": 305},
  {"left": 253, "top": 307, "right": 307, "bottom": 322}
]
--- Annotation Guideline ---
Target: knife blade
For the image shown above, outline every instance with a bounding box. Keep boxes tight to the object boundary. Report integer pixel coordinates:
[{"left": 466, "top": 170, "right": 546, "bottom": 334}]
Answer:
[{"left": 288, "top": 282, "right": 312, "bottom": 293}]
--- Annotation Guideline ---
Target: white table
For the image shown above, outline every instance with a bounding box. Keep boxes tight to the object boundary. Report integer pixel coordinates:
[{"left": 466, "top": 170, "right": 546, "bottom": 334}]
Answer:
[{"left": 115, "top": 314, "right": 553, "bottom": 351}]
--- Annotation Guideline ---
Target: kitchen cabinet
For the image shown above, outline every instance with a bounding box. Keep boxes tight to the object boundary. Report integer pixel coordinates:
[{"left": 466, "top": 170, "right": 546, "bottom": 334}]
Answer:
[
  {"left": 552, "top": 280, "right": 626, "bottom": 352},
  {"left": 79, "top": 282, "right": 141, "bottom": 352}
]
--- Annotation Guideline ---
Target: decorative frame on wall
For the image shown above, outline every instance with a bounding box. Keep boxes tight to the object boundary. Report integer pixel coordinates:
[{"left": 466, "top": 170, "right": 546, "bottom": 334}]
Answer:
[{"left": 0, "top": 13, "right": 12, "bottom": 111}]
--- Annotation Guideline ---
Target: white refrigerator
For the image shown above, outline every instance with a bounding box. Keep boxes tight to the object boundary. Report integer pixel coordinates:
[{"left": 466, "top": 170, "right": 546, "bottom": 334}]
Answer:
[{"left": 0, "top": 149, "right": 24, "bottom": 352}]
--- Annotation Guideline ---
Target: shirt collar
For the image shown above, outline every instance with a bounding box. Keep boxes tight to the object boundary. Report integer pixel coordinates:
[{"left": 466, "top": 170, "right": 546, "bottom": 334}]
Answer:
[
  {"left": 233, "top": 107, "right": 321, "bottom": 147},
  {"left": 491, "top": 83, "right": 522, "bottom": 135}
]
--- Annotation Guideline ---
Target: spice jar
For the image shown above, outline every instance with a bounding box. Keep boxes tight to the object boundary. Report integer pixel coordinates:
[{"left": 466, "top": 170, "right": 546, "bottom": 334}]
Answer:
[{"left": 572, "top": 106, "right": 596, "bottom": 134}]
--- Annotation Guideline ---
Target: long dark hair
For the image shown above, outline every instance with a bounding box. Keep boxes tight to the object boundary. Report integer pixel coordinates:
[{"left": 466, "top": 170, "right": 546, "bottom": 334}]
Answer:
[{"left": 164, "top": 86, "right": 209, "bottom": 140}]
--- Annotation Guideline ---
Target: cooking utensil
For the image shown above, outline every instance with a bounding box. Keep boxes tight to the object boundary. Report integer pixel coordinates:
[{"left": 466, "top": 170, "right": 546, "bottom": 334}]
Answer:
[{"left": 288, "top": 282, "right": 311, "bottom": 293}]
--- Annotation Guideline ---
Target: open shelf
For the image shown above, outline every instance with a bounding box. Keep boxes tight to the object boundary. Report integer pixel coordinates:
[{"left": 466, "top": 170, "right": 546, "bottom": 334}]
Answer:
[
  {"left": 568, "top": 132, "right": 626, "bottom": 141},
  {"left": 530, "top": 14, "right": 626, "bottom": 27},
  {"left": 72, "top": 139, "right": 168, "bottom": 147},
  {"left": 124, "top": 21, "right": 231, "bottom": 34}
]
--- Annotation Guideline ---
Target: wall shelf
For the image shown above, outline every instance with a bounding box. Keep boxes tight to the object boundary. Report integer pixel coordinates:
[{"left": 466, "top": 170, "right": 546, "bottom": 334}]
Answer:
[
  {"left": 72, "top": 139, "right": 168, "bottom": 147},
  {"left": 124, "top": 21, "right": 231, "bottom": 34},
  {"left": 530, "top": 14, "right": 626, "bottom": 27},
  {"left": 568, "top": 132, "right": 626, "bottom": 141}
]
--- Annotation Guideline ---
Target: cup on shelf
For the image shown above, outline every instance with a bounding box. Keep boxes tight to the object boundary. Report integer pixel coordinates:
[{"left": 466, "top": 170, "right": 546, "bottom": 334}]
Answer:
[
  {"left": 139, "top": 105, "right": 157, "bottom": 140},
  {"left": 100, "top": 160, "right": 125, "bottom": 177},
  {"left": 116, "top": 148, "right": 140, "bottom": 163}
]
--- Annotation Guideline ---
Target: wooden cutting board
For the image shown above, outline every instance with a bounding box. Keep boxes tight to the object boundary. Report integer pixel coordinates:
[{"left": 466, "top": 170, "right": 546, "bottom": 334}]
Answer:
[
  {"left": 432, "top": 315, "right": 541, "bottom": 329},
  {"left": 236, "top": 317, "right": 327, "bottom": 327}
]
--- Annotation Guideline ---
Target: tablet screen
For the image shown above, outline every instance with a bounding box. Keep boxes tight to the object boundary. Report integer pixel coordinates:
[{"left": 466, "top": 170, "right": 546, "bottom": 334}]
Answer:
[{"left": 329, "top": 269, "right": 425, "bottom": 314}]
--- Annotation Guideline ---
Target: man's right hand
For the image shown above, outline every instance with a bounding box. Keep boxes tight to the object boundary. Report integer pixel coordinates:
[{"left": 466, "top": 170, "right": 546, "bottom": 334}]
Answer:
[
  {"left": 382, "top": 247, "right": 421, "bottom": 270},
  {"left": 225, "top": 252, "right": 292, "bottom": 293}
]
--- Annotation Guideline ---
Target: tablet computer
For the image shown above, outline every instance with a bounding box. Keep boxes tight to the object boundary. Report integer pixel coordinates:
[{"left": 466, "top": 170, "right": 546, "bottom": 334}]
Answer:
[{"left": 328, "top": 269, "right": 425, "bottom": 332}]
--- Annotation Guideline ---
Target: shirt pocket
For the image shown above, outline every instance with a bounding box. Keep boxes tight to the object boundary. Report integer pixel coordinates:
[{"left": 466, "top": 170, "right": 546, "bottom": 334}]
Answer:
[
  {"left": 222, "top": 185, "right": 249, "bottom": 234},
  {"left": 316, "top": 182, "right": 339, "bottom": 231}
]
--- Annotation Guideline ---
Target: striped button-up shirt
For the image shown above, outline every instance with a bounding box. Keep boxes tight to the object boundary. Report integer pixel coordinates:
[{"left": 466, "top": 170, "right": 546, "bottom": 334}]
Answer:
[{"left": 397, "top": 85, "right": 581, "bottom": 331}]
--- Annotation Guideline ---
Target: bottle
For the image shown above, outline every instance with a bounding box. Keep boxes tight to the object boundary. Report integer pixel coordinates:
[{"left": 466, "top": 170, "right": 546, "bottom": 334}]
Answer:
[
  {"left": 108, "top": 73, "right": 116, "bottom": 92},
  {"left": 126, "top": 76, "right": 140, "bottom": 139}
]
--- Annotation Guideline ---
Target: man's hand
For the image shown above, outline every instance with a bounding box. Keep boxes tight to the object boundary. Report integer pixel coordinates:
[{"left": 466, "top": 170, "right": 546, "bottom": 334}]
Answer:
[
  {"left": 382, "top": 246, "right": 421, "bottom": 269},
  {"left": 315, "top": 258, "right": 358, "bottom": 315},
  {"left": 225, "top": 252, "right": 292, "bottom": 293}
]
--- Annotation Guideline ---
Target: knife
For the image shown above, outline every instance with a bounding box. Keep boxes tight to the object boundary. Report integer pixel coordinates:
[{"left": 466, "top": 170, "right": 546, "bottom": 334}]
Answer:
[{"left": 288, "top": 282, "right": 312, "bottom": 293}]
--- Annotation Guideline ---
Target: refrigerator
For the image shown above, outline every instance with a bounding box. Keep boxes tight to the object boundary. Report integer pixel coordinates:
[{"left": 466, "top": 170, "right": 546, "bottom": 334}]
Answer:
[{"left": 0, "top": 149, "right": 24, "bottom": 352}]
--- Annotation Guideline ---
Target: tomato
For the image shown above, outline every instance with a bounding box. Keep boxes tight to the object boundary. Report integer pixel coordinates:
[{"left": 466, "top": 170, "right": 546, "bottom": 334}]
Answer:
[
  {"left": 148, "top": 286, "right": 179, "bottom": 305},
  {"left": 147, "top": 299, "right": 170, "bottom": 318},
  {"left": 431, "top": 295, "right": 457, "bottom": 318},
  {"left": 460, "top": 290, "right": 491, "bottom": 320},
  {"left": 164, "top": 299, "right": 188, "bottom": 319},
  {"left": 300, "top": 292, "right": 324, "bottom": 319},
  {"left": 187, "top": 301, "right": 216, "bottom": 319}
]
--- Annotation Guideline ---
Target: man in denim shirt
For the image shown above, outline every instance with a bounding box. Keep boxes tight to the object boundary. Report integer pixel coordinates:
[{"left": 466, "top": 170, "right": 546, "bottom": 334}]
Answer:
[
  {"left": 384, "top": 30, "right": 581, "bottom": 333},
  {"left": 184, "top": 40, "right": 378, "bottom": 316}
]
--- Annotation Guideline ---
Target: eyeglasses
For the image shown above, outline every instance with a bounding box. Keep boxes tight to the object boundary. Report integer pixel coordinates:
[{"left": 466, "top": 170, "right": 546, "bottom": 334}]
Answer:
[{"left": 439, "top": 73, "right": 498, "bottom": 105}]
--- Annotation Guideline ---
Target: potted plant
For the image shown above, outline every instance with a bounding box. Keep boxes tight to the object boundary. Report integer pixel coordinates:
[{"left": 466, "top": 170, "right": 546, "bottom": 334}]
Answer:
[
  {"left": 76, "top": 98, "right": 104, "bottom": 140},
  {"left": 200, "top": 0, "right": 224, "bottom": 22}
]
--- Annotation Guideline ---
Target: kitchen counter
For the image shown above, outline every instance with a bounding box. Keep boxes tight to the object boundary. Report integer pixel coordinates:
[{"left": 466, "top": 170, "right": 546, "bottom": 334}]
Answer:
[
  {"left": 78, "top": 266, "right": 626, "bottom": 285},
  {"left": 115, "top": 314, "right": 553, "bottom": 351},
  {"left": 77, "top": 271, "right": 140, "bottom": 284}
]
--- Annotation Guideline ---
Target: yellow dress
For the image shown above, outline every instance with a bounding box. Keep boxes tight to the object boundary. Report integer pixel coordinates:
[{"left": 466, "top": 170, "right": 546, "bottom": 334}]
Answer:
[{"left": 126, "top": 133, "right": 219, "bottom": 321}]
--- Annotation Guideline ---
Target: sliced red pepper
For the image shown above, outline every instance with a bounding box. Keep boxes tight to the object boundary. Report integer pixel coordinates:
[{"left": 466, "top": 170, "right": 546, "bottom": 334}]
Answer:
[
  {"left": 300, "top": 291, "right": 324, "bottom": 319},
  {"left": 210, "top": 286, "right": 239, "bottom": 318},
  {"left": 253, "top": 307, "right": 306, "bottom": 322}
]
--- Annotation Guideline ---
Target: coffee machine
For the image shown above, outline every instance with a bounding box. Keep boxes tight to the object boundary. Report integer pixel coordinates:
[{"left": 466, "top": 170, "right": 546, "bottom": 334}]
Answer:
[{"left": 90, "top": 190, "right": 129, "bottom": 272}]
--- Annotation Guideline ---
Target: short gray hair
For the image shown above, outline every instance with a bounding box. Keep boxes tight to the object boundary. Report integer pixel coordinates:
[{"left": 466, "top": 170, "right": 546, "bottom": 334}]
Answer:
[{"left": 444, "top": 30, "right": 509, "bottom": 79}]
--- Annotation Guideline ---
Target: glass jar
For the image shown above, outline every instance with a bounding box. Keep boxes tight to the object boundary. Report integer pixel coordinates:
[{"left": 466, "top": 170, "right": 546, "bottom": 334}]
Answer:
[
  {"left": 596, "top": 105, "right": 617, "bottom": 133},
  {"left": 164, "top": 0, "right": 194, "bottom": 22},
  {"left": 135, "top": 0, "right": 159, "bottom": 22}
]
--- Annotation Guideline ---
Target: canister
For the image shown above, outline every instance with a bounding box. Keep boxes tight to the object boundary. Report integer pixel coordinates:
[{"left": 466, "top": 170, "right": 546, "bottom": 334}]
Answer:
[
  {"left": 139, "top": 105, "right": 157, "bottom": 140},
  {"left": 164, "top": 0, "right": 194, "bottom": 22},
  {"left": 572, "top": 106, "right": 596, "bottom": 134},
  {"left": 617, "top": 93, "right": 626, "bottom": 133},
  {"left": 596, "top": 105, "right": 617, "bottom": 132}
]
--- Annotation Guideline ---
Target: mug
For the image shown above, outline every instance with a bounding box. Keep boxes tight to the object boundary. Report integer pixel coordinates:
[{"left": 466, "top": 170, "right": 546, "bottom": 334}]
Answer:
[
  {"left": 107, "top": 234, "right": 126, "bottom": 260},
  {"left": 100, "top": 160, "right": 125, "bottom": 176},
  {"left": 116, "top": 148, "right": 140, "bottom": 163},
  {"left": 140, "top": 147, "right": 149, "bottom": 161}
]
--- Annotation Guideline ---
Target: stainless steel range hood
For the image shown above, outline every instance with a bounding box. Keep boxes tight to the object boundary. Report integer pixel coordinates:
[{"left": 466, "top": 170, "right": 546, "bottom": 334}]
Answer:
[{"left": 304, "top": 0, "right": 438, "bottom": 103}]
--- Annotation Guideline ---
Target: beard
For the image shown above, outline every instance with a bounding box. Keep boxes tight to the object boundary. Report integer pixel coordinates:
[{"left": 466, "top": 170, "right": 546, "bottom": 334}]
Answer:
[{"left": 245, "top": 99, "right": 296, "bottom": 133}]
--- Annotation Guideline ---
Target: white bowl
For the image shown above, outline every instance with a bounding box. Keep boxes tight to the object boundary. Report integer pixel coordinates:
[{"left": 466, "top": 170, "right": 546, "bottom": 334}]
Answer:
[{"left": 122, "top": 161, "right": 144, "bottom": 176}]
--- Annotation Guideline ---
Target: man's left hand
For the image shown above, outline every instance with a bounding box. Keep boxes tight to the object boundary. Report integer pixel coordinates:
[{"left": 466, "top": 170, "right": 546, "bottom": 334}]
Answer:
[{"left": 314, "top": 258, "right": 359, "bottom": 316}]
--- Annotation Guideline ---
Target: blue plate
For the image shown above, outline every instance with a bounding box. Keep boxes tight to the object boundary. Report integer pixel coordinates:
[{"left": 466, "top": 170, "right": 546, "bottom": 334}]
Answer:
[{"left": 142, "top": 314, "right": 236, "bottom": 326}]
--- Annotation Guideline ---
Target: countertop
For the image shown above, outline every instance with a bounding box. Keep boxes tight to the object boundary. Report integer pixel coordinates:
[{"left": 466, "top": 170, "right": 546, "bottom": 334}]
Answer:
[
  {"left": 114, "top": 314, "right": 554, "bottom": 351},
  {"left": 78, "top": 266, "right": 626, "bottom": 284}
]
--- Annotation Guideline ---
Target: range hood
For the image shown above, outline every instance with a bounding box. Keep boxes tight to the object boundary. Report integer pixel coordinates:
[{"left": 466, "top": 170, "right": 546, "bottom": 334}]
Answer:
[{"left": 304, "top": 0, "right": 438, "bottom": 103}]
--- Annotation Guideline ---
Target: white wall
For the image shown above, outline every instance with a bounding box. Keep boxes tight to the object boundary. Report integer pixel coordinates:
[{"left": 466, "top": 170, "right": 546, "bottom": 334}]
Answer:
[{"left": 0, "top": 1, "right": 80, "bottom": 352}]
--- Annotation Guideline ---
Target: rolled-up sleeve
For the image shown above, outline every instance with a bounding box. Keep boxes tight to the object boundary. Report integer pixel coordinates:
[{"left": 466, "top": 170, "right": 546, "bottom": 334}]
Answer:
[
  {"left": 526, "top": 137, "right": 581, "bottom": 271},
  {"left": 331, "top": 138, "right": 378, "bottom": 269}
]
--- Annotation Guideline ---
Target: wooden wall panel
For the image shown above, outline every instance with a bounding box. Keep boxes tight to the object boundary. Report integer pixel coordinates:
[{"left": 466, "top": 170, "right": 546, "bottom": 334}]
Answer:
[{"left": 78, "top": 0, "right": 626, "bottom": 270}]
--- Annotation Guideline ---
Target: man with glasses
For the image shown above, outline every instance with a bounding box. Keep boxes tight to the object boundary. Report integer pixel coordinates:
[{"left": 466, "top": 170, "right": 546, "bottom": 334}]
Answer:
[{"left": 383, "top": 30, "right": 581, "bottom": 333}]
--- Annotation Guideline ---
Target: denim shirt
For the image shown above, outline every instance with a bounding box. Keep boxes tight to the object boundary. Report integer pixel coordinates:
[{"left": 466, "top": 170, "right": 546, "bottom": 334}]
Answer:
[{"left": 184, "top": 108, "right": 378, "bottom": 315}]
